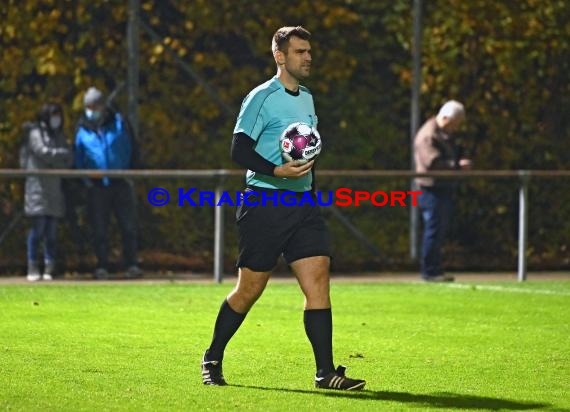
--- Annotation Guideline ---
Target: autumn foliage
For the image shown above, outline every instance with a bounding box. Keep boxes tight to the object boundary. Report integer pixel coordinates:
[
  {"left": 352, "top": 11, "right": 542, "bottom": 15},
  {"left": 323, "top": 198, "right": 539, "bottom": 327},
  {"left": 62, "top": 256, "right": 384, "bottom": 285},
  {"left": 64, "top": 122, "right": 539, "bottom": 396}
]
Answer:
[{"left": 1, "top": 0, "right": 569, "bottom": 274}]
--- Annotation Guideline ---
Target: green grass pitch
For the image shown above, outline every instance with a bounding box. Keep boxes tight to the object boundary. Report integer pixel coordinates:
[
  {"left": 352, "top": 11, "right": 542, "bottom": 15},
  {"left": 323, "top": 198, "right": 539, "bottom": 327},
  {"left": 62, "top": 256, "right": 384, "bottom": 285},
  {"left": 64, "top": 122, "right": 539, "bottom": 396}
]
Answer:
[{"left": 1, "top": 279, "right": 568, "bottom": 411}]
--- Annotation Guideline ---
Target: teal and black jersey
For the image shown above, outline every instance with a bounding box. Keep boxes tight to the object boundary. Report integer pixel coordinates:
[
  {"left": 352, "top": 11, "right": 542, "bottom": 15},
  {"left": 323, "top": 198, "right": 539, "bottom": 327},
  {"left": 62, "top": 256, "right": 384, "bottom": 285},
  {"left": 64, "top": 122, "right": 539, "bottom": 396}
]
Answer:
[{"left": 233, "top": 76, "right": 319, "bottom": 192}]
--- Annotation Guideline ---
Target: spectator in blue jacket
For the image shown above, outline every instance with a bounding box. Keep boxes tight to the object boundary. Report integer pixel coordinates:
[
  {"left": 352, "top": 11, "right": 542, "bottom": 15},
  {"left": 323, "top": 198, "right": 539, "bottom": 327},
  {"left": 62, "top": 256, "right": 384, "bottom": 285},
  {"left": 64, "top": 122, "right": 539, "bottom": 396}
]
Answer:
[{"left": 75, "top": 87, "right": 142, "bottom": 280}]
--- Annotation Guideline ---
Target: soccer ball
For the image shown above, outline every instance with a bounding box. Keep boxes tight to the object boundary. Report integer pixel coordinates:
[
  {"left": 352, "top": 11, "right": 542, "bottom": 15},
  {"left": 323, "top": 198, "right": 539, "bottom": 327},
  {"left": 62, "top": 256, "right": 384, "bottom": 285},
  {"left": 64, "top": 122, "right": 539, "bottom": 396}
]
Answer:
[{"left": 280, "top": 122, "right": 322, "bottom": 163}]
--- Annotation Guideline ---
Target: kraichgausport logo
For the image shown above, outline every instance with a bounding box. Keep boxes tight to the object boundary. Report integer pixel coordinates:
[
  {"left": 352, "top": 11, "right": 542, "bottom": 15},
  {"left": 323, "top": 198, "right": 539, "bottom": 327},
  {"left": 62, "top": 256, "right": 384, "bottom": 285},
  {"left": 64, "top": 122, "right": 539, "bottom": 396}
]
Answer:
[{"left": 147, "top": 187, "right": 422, "bottom": 208}]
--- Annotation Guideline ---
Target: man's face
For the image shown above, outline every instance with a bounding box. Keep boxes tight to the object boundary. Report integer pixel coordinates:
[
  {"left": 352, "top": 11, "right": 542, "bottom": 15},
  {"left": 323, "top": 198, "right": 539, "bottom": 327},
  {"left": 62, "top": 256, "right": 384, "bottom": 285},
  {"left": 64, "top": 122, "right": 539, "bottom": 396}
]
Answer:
[
  {"left": 442, "top": 116, "right": 464, "bottom": 133},
  {"left": 282, "top": 36, "right": 312, "bottom": 80},
  {"left": 85, "top": 101, "right": 105, "bottom": 122},
  {"left": 86, "top": 101, "right": 105, "bottom": 112}
]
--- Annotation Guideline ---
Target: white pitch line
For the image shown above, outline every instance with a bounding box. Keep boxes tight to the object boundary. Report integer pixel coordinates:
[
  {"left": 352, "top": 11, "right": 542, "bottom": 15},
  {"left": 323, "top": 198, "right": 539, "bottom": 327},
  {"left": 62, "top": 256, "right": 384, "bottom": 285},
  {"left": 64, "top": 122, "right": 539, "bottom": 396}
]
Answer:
[{"left": 440, "top": 283, "right": 570, "bottom": 296}]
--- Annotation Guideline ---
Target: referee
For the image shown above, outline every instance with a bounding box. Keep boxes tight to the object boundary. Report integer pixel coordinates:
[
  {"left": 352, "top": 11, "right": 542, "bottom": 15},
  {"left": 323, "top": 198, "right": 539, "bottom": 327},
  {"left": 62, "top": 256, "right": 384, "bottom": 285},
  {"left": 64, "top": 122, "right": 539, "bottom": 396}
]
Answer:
[{"left": 201, "top": 26, "right": 365, "bottom": 391}]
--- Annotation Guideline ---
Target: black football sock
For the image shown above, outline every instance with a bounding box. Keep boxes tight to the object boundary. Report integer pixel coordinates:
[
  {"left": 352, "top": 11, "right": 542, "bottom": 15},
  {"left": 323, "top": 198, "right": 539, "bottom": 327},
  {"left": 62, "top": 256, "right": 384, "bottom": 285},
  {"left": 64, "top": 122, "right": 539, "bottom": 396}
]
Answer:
[
  {"left": 304, "top": 308, "right": 335, "bottom": 376},
  {"left": 206, "top": 299, "right": 247, "bottom": 362}
]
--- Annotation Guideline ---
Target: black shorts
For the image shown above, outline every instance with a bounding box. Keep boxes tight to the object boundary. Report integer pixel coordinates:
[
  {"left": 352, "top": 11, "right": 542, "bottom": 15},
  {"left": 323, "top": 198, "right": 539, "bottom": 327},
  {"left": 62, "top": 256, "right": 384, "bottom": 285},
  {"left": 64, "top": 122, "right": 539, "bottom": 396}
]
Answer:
[{"left": 235, "top": 187, "right": 331, "bottom": 272}]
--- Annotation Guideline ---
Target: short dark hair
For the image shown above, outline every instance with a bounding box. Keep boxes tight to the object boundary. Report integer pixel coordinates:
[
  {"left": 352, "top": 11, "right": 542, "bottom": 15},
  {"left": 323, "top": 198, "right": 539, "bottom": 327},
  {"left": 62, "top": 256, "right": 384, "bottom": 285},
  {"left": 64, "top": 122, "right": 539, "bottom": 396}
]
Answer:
[{"left": 272, "top": 26, "right": 311, "bottom": 54}]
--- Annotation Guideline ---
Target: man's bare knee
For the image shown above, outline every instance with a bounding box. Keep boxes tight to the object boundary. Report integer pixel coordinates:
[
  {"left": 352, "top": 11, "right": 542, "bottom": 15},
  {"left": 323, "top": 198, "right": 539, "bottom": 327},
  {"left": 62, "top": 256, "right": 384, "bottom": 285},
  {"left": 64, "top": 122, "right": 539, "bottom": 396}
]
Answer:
[
  {"left": 291, "top": 256, "right": 331, "bottom": 309},
  {"left": 227, "top": 267, "right": 270, "bottom": 313}
]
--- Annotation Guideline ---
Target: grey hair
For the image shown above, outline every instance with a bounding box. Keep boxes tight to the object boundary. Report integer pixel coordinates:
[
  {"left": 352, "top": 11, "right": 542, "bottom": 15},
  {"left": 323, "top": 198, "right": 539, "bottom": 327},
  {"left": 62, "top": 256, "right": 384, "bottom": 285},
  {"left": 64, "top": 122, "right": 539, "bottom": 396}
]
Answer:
[{"left": 437, "top": 100, "right": 465, "bottom": 120}]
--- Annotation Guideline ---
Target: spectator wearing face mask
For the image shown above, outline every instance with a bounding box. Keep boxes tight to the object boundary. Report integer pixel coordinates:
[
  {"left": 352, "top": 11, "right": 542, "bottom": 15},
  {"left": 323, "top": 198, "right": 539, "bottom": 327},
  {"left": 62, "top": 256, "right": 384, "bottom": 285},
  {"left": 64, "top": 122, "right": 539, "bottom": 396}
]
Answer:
[
  {"left": 22, "top": 102, "right": 73, "bottom": 281},
  {"left": 74, "top": 86, "right": 143, "bottom": 280}
]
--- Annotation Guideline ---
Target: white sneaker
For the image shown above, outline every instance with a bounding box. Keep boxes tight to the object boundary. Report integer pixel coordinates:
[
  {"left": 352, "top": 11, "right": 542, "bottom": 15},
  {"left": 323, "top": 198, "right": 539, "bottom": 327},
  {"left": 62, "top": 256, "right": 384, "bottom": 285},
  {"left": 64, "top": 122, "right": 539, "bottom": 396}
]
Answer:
[
  {"left": 27, "top": 261, "right": 41, "bottom": 282},
  {"left": 42, "top": 262, "right": 55, "bottom": 281},
  {"left": 27, "top": 273, "right": 41, "bottom": 282}
]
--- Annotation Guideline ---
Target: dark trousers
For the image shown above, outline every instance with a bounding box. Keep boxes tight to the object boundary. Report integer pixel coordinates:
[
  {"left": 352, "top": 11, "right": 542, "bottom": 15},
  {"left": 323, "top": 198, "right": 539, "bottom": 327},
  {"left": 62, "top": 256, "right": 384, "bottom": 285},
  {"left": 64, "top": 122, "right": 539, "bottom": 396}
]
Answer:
[
  {"left": 62, "top": 178, "right": 88, "bottom": 256},
  {"left": 418, "top": 186, "right": 453, "bottom": 278},
  {"left": 87, "top": 179, "right": 138, "bottom": 269},
  {"left": 27, "top": 216, "right": 58, "bottom": 264}
]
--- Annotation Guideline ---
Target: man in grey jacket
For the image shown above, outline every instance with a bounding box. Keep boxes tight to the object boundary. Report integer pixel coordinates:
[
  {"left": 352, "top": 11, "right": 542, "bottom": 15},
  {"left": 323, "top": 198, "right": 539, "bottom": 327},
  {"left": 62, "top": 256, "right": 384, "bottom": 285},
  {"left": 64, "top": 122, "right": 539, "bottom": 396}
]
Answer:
[{"left": 23, "top": 102, "right": 72, "bottom": 281}]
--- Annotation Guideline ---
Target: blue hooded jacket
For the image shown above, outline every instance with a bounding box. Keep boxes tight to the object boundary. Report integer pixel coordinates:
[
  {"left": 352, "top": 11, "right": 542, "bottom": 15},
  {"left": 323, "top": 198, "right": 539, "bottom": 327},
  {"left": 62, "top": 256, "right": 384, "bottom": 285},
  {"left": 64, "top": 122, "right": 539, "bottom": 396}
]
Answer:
[{"left": 75, "top": 110, "right": 132, "bottom": 186}]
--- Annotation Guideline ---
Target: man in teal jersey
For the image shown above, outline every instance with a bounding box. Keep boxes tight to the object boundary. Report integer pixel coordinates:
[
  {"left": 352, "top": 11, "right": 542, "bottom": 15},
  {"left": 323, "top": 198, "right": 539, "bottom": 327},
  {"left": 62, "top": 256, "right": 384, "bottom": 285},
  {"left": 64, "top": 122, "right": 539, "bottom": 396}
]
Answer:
[{"left": 201, "top": 26, "right": 366, "bottom": 391}]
